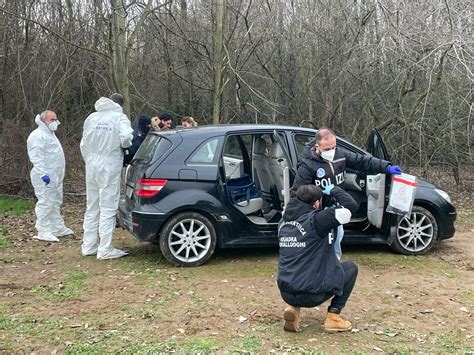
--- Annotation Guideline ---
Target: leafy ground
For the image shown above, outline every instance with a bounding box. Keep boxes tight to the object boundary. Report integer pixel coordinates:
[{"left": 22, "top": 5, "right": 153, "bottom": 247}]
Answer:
[{"left": 0, "top": 189, "right": 473, "bottom": 353}]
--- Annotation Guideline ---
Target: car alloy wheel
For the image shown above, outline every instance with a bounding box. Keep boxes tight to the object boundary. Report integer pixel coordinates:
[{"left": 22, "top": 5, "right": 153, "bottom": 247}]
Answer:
[
  {"left": 392, "top": 206, "right": 438, "bottom": 255},
  {"left": 169, "top": 218, "right": 211, "bottom": 262},
  {"left": 160, "top": 212, "right": 217, "bottom": 266}
]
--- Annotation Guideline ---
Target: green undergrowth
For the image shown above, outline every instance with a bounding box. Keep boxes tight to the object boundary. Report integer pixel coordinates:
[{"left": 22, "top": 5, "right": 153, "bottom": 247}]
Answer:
[
  {"left": 0, "top": 236, "right": 14, "bottom": 248},
  {"left": 31, "top": 269, "right": 89, "bottom": 301},
  {"left": 0, "top": 194, "right": 33, "bottom": 215}
]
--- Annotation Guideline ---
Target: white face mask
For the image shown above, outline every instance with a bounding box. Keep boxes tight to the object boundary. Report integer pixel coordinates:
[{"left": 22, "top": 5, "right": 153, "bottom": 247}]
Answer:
[
  {"left": 320, "top": 148, "right": 336, "bottom": 161},
  {"left": 48, "top": 121, "right": 60, "bottom": 131}
]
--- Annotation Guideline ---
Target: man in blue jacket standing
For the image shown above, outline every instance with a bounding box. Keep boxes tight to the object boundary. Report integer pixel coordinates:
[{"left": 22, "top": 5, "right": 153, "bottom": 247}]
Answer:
[{"left": 278, "top": 184, "right": 358, "bottom": 333}]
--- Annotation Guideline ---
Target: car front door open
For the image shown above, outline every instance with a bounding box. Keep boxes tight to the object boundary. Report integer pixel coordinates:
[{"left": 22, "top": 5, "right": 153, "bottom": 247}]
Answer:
[{"left": 366, "top": 129, "right": 391, "bottom": 229}]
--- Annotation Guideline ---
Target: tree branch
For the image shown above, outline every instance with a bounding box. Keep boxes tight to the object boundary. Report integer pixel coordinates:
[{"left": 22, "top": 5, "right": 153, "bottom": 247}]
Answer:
[{"left": 0, "top": 7, "right": 110, "bottom": 59}]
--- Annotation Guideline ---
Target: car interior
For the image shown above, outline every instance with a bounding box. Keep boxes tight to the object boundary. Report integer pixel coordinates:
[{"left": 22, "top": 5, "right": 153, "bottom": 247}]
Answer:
[
  {"left": 222, "top": 133, "right": 291, "bottom": 225},
  {"left": 221, "top": 131, "right": 387, "bottom": 230}
]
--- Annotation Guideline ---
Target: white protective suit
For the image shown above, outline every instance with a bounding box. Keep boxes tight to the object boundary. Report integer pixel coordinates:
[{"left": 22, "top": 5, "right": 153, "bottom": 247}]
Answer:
[
  {"left": 80, "top": 97, "right": 133, "bottom": 258},
  {"left": 27, "top": 115, "right": 71, "bottom": 241}
]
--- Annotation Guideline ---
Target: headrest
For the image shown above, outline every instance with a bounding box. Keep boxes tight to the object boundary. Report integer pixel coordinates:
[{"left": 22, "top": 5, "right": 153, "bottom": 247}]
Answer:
[
  {"left": 254, "top": 137, "right": 267, "bottom": 155},
  {"left": 271, "top": 142, "right": 284, "bottom": 158}
]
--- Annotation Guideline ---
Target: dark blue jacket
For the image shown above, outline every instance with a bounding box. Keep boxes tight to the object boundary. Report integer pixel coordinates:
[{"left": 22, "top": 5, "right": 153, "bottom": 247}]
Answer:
[
  {"left": 124, "top": 114, "right": 151, "bottom": 165},
  {"left": 277, "top": 186, "right": 358, "bottom": 296},
  {"left": 291, "top": 140, "right": 390, "bottom": 203}
]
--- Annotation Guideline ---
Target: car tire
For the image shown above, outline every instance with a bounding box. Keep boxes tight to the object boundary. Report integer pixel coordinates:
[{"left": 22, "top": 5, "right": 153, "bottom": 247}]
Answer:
[
  {"left": 390, "top": 206, "right": 438, "bottom": 255},
  {"left": 159, "top": 211, "right": 217, "bottom": 267}
]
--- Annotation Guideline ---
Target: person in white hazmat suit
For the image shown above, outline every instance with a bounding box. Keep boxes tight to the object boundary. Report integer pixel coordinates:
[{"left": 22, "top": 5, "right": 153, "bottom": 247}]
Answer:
[
  {"left": 27, "top": 111, "right": 74, "bottom": 242},
  {"left": 80, "top": 94, "right": 133, "bottom": 260}
]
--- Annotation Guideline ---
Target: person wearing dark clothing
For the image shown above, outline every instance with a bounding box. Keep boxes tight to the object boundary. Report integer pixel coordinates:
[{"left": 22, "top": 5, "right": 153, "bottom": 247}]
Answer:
[
  {"left": 277, "top": 184, "right": 359, "bottom": 333},
  {"left": 123, "top": 114, "right": 151, "bottom": 165},
  {"left": 291, "top": 128, "right": 395, "bottom": 197},
  {"left": 158, "top": 112, "right": 173, "bottom": 130},
  {"left": 290, "top": 128, "right": 402, "bottom": 259}
]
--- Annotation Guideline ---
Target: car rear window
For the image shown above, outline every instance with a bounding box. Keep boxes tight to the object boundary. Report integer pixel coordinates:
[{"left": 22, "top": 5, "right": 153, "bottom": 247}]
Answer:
[{"left": 132, "top": 135, "right": 172, "bottom": 165}]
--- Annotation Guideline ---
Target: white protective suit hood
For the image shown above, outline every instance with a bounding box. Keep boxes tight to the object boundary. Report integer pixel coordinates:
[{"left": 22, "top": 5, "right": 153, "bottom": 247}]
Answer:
[
  {"left": 94, "top": 97, "right": 123, "bottom": 113},
  {"left": 35, "top": 113, "right": 45, "bottom": 127}
]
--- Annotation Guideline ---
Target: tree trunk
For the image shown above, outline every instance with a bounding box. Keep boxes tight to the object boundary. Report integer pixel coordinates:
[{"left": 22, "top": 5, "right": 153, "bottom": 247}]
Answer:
[
  {"left": 109, "top": 0, "right": 130, "bottom": 116},
  {"left": 212, "top": 0, "right": 225, "bottom": 125}
]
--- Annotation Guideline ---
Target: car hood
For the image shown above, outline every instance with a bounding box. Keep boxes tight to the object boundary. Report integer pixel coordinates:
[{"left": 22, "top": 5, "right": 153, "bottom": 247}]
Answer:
[{"left": 416, "top": 178, "right": 436, "bottom": 189}]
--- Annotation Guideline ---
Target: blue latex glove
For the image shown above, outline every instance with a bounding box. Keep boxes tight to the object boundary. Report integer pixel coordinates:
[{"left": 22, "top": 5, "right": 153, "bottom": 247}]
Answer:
[
  {"left": 41, "top": 175, "right": 50, "bottom": 185},
  {"left": 322, "top": 184, "right": 334, "bottom": 195},
  {"left": 386, "top": 165, "right": 403, "bottom": 175}
]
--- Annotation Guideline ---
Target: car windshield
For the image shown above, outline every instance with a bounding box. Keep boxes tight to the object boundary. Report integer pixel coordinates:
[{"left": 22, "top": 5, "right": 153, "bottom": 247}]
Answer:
[{"left": 132, "top": 134, "right": 172, "bottom": 165}]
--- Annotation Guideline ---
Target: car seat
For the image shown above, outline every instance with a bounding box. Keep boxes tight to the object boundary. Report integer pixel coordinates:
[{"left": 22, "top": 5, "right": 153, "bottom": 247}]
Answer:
[
  {"left": 269, "top": 141, "right": 288, "bottom": 203},
  {"left": 252, "top": 137, "right": 273, "bottom": 196}
]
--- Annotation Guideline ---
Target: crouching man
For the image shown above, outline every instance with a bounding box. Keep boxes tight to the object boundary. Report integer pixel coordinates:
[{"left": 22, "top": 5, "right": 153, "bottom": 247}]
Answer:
[{"left": 277, "top": 184, "right": 358, "bottom": 333}]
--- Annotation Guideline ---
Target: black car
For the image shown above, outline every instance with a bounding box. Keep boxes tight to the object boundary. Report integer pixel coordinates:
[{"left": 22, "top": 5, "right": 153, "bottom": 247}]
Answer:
[{"left": 118, "top": 125, "right": 456, "bottom": 266}]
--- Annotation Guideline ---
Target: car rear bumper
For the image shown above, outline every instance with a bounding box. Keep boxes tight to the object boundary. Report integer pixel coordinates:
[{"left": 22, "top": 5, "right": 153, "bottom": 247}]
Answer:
[{"left": 118, "top": 199, "right": 167, "bottom": 243}]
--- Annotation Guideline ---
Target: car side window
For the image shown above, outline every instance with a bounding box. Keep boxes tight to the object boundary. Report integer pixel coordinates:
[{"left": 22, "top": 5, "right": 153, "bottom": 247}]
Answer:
[
  {"left": 188, "top": 138, "right": 220, "bottom": 164},
  {"left": 293, "top": 134, "right": 313, "bottom": 160}
]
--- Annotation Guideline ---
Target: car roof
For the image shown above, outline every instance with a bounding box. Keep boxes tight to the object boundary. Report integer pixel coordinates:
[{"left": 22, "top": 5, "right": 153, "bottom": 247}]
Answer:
[
  {"left": 154, "top": 124, "right": 316, "bottom": 135},
  {"left": 151, "top": 124, "right": 366, "bottom": 154}
]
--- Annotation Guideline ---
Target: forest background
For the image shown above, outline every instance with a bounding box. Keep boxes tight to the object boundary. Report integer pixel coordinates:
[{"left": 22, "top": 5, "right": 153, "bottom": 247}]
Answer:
[{"left": 0, "top": 0, "right": 472, "bottom": 196}]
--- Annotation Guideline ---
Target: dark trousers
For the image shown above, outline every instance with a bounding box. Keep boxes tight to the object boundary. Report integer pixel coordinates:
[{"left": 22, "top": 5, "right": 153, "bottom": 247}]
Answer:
[{"left": 280, "top": 261, "right": 358, "bottom": 314}]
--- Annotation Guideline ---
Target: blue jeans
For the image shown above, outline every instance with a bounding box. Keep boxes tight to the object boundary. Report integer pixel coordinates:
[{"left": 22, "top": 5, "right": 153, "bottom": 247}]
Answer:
[{"left": 334, "top": 225, "right": 344, "bottom": 260}]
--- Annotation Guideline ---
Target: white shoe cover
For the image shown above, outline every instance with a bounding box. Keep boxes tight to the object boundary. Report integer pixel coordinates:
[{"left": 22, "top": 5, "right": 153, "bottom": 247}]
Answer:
[
  {"left": 33, "top": 233, "right": 59, "bottom": 242},
  {"left": 97, "top": 248, "right": 129, "bottom": 260},
  {"left": 54, "top": 227, "right": 74, "bottom": 237},
  {"left": 82, "top": 245, "right": 98, "bottom": 256}
]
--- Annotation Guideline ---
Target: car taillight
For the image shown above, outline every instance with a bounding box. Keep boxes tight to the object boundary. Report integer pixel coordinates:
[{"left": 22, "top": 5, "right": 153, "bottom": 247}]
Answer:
[{"left": 135, "top": 178, "right": 168, "bottom": 198}]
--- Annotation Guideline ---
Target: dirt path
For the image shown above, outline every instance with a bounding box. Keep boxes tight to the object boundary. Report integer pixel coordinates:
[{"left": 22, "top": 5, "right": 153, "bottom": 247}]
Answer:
[{"left": 1, "top": 200, "right": 473, "bottom": 353}]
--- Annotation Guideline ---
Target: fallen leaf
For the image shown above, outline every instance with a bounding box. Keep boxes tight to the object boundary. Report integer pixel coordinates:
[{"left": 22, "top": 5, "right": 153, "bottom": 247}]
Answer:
[
  {"left": 373, "top": 346, "right": 383, "bottom": 352},
  {"left": 420, "top": 309, "right": 434, "bottom": 314}
]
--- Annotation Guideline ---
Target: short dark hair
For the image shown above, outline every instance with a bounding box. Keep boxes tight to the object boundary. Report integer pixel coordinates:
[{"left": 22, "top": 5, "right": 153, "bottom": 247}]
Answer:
[
  {"left": 296, "top": 185, "right": 322, "bottom": 205},
  {"left": 110, "top": 93, "right": 124, "bottom": 107},
  {"left": 160, "top": 112, "right": 172, "bottom": 122},
  {"left": 315, "top": 127, "right": 335, "bottom": 144}
]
